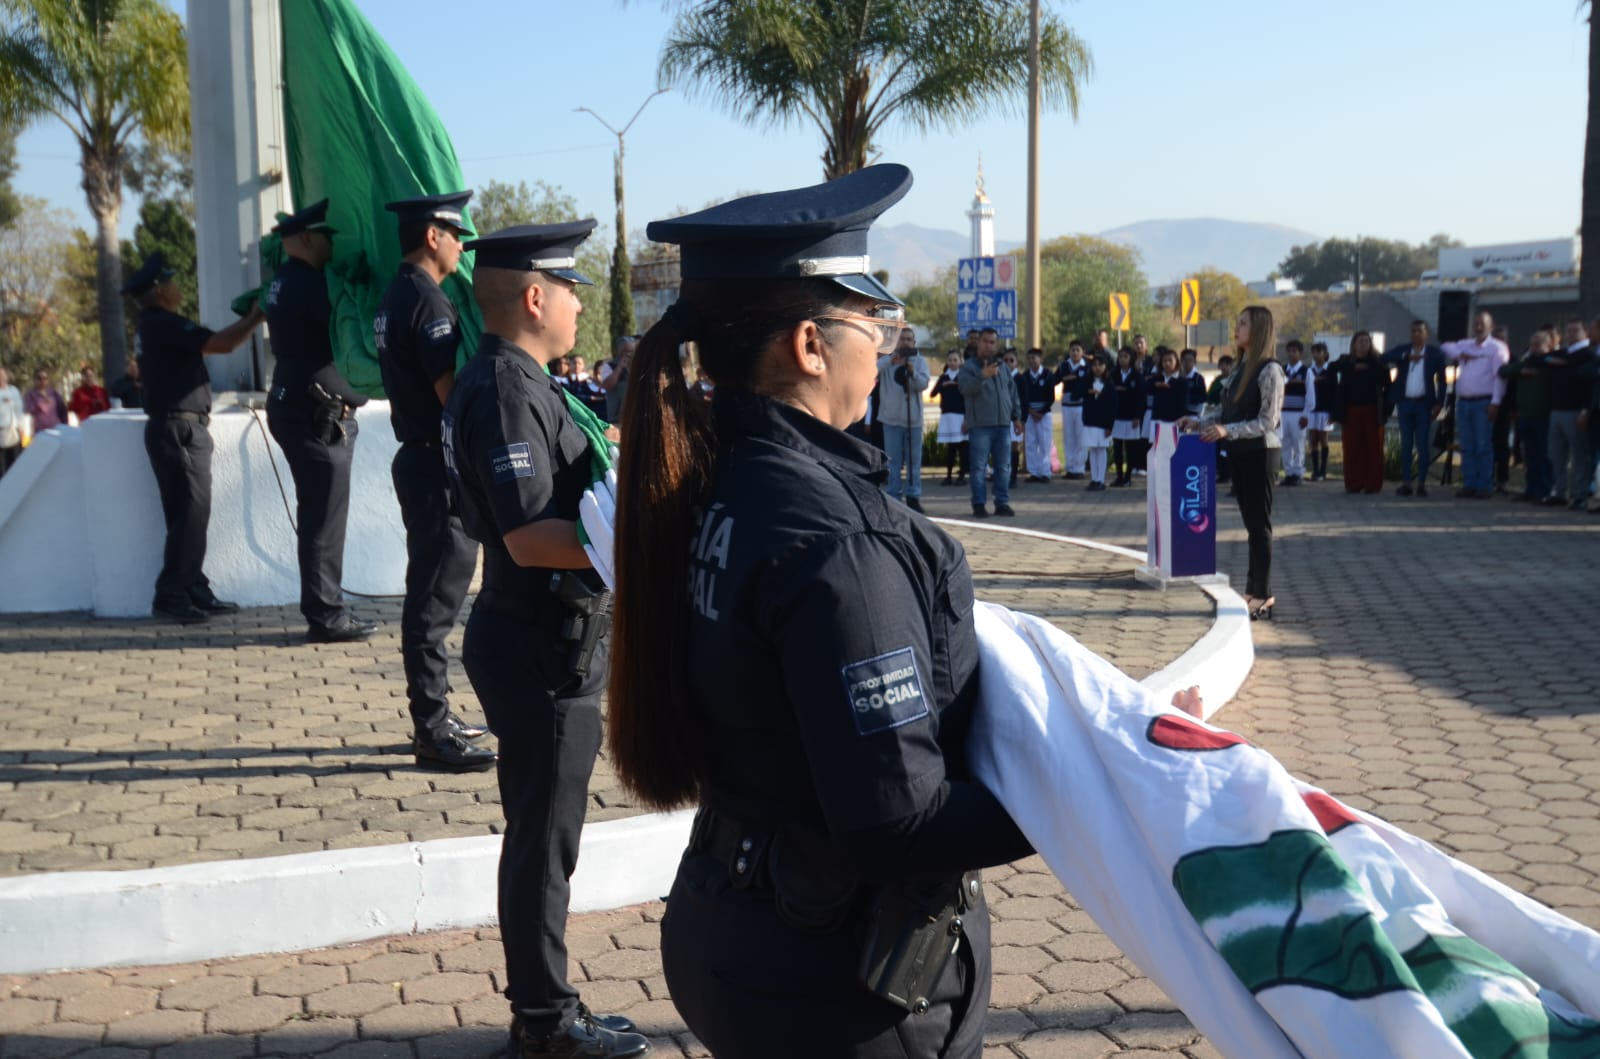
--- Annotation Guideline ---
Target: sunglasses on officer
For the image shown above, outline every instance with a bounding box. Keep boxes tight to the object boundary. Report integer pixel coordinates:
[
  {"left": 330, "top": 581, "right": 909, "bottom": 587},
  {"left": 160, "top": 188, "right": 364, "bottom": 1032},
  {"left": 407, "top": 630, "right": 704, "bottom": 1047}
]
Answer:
[{"left": 814, "top": 305, "right": 906, "bottom": 354}]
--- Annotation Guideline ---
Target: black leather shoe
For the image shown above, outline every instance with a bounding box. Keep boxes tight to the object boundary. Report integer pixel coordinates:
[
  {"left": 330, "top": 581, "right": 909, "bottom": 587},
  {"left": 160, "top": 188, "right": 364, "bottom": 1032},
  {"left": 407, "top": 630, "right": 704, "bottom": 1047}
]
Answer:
[
  {"left": 414, "top": 728, "right": 497, "bottom": 773},
  {"left": 994, "top": 503, "right": 1016, "bottom": 517},
  {"left": 971, "top": 503, "right": 989, "bottom": 518},
  {"left": 905, "top": 497, "right": 924, "bottom": 513},
  {"left": 153, "top": 599, "right": 208, "bottom": 625},
  {"left": 190, "top": 592, "right": 240, "bottom": 614},
  {"left": 510, "top": 1012, "right": 650, "bottom": 1058},
  {"left": 578, "top": 1004, "right": 636, "bottom": 1035},
  {"left": 447, "top": 713, "right": 490, "bottom": 741},
  {"left": 306, "top": 615, "right": 378, "bottom": 643}
]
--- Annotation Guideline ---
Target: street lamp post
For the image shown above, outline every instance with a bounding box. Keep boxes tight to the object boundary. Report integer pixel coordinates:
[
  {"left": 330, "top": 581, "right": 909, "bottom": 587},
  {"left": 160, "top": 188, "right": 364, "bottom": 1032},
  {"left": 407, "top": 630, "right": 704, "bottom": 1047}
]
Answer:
[
  {"left": 1025, "top": 0, "right": 1042, "bottom": 351},
  {"left": 576, "top": 89, "right": 669, "bottom": 346}
]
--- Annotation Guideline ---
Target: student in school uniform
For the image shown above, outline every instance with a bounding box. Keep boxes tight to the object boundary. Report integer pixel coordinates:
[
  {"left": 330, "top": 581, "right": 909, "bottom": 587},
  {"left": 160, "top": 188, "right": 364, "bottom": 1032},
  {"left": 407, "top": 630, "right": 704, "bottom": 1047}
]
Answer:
[
  {"left": 1110, "top": 347, "right": 1145, "bottom": 487},
  {"left": 1278, "top": 340, "right": 1316, "bottom": 486},
  {"left": 1054, "top": 341, "right": 1090, "bottom": 480},
  {"left": 1180, "top": 348, "right": 1207, "bottom": 418},
  {"left": 1148, "top": 348, "right": 1188, "bottom": 443},
  {"left": 932, "top": 349, "right": 969, "bottom": 485},
  {"left": 1017, "top": 347, "right": 1056, "bottom": 482},
  {"left": 1132, "top": 336, "right": 1156, "bottom": 476},
  {"left": 1079, "top": 351, "right": 1117, "bottom": 491},
  {"left": 1306, "top": 342, "right": 1336, "bottom": 481}
]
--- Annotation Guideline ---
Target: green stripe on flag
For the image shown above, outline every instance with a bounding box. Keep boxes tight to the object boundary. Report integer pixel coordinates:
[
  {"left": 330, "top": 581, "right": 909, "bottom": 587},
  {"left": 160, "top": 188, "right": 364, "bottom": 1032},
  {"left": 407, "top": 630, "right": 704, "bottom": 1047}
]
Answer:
[
  {"left": 1173, "top": 829, "right": 1419, "bottom": 999},
  {"left": 1403, "top": 934, "right": 1600, "bottom": 1058}
]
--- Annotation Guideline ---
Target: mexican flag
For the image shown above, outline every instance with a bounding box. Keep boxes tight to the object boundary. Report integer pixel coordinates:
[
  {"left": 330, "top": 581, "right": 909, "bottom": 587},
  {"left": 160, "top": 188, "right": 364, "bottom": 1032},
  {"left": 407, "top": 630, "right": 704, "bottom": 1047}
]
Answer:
[{"left": 969, "top": 602, "right": 1600, "bottom": 1058}]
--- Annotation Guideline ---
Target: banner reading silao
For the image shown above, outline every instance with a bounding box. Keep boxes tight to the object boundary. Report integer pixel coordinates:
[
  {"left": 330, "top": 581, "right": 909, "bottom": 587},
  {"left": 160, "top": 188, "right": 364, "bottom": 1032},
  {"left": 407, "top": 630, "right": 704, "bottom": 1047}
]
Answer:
[{"left": 1147, "top": 423, "right": 1216, "bottom": 578}]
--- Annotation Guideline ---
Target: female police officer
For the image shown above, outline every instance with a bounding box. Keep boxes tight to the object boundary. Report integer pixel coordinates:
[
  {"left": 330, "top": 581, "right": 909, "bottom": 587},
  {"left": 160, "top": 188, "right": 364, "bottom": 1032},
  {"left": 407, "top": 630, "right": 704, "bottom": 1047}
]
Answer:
[{"left": 607, "top": 165, "right": 1032, "bottom": 1058}]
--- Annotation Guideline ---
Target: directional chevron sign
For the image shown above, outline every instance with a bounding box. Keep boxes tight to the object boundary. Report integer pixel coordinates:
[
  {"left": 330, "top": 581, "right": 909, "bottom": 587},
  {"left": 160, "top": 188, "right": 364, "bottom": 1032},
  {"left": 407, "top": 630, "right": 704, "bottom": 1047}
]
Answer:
[
  {"left": 1108, "top": 292, "right": 1130, "bottom": 331},
  {"left": 1180, "top": 279, "right": 1201, "bottom": 327}
]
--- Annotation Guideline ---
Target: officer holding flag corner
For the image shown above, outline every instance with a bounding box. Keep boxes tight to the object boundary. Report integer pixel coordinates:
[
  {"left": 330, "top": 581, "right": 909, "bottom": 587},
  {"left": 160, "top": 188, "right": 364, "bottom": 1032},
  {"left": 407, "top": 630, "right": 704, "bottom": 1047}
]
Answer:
[{"left": 441, "top": 221, "right": 647, "bottom": 1059}]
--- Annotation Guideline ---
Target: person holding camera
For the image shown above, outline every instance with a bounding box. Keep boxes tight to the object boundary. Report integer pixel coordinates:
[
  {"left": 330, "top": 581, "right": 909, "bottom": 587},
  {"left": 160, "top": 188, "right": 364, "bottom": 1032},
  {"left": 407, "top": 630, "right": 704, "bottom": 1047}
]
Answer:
[
  {"left": 958, "top": 326, "right": 1023, "bottom": 516},
  {"left": 606, "top": 165, "right": 1032, "bottom": 1059},
  {"left": 264, "top": 200, "right": 375, "bottom": 643},
  {"left": 877, "top": 326, "right": 929, "bottom": 511}
]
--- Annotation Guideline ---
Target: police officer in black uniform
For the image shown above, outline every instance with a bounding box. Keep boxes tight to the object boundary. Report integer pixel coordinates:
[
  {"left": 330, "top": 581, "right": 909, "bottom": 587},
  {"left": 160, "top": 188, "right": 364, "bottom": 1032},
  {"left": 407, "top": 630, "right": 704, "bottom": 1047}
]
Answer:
[
  {"left": 374, "top": 191, "right": 494, "bottom": 773},
  {"left": 605, "top": 165, "right": 1033, "bottom": 1058},
  {"left": 125, "top": 251, "right": 266, "bottom": 624},
  {"left": 264, "top": 200, "right": 377, "bottom": 643},
  {"left": 441, "top": 222, "right": 647, "bottom": 1059}
]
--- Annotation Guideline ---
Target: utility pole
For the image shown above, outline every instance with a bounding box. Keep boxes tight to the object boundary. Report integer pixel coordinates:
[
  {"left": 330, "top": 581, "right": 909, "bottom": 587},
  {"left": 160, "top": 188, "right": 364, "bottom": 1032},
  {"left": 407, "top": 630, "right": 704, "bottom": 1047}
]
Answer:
[
  {"left": 575, "top": 89, "right": 668, "bottom": 346},
  {"left": 1025, "top": 0, "right": 1042, "bottom": 351}
]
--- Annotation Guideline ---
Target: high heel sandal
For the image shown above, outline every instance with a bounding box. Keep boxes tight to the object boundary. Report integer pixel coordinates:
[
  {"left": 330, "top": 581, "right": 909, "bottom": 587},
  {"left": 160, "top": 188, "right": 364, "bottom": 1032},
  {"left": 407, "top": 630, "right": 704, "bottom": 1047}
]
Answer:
[{"left": 1247, "top": 596, "right": 1276, "bottom": 621}]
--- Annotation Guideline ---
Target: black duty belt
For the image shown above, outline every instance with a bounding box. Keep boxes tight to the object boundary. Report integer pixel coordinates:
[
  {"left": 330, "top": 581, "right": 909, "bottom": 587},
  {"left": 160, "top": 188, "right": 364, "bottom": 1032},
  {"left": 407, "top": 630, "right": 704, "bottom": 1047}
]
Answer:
[
  {"left": 400, "top": 438, "right": 440, "bottom": 448},
  {"left": 688, "top": 807, "right": 773, "bottom": 890},
  {"left": 158, "top": 410, "right": 209, "bottom": 425}
]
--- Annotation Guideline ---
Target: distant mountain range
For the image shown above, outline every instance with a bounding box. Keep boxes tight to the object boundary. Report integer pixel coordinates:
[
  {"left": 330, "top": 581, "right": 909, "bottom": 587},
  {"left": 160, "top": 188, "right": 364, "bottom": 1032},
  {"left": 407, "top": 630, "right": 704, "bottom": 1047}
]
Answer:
[{"left": 871, "top": 218, "right": 1319, "bottom": 288}]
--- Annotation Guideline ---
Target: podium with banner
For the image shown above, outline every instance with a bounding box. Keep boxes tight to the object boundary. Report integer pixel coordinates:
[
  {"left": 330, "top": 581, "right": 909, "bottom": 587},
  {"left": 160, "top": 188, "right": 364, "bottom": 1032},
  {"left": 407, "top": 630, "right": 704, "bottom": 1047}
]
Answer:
[{"left": 1136, "top": 423, "right": 1226, "bottom": 588}]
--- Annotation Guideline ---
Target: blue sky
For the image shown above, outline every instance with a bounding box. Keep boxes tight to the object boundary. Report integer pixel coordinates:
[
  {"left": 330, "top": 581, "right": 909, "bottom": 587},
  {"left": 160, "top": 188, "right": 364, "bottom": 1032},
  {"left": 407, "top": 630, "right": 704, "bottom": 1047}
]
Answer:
[{"left": 10, "top": 0, "right": 1590, "bottom": 255}]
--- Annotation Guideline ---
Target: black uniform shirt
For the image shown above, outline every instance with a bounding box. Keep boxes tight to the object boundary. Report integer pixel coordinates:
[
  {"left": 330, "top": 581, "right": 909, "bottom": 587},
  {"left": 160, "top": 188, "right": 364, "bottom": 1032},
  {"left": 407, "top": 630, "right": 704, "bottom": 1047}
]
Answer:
[
  {"left": 1148, "top": 373, "right": 1187, "bottom": 422},
  {"left": 1054, "top": 359, "right": 1088, "bottom": 405},
  {"left": 266, "top": 257, "right": 362, "bottom": 404},
  {"left": 1079, "top": 374, "right": 1117, "bottom": 431},
  {"left": 686, "top": 390, "right": 980, "bottom": 838},
  {"left": 376, "top": 262, "right": 459, "bottom": 443},
  {"left": 134, "top": 307, "right": 214, "bottom": 417},
  {"left": 444, "top": 333, "right": 596, "bottom": 605}
]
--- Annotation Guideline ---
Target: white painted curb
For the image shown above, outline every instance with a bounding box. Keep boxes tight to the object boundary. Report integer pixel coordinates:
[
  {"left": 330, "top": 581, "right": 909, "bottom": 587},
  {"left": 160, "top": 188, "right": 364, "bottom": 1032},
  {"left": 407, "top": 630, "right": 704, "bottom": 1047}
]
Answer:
[{"left": 0, "top": 526, "right": 1251, "bottom": 975}]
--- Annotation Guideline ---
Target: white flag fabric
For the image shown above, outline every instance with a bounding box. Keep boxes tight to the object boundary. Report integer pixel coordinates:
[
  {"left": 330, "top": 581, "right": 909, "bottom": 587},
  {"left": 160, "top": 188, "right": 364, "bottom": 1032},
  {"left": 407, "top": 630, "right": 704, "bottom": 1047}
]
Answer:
[{"left": 969, "top": 601, "right": 1600, "bottom": 1059}]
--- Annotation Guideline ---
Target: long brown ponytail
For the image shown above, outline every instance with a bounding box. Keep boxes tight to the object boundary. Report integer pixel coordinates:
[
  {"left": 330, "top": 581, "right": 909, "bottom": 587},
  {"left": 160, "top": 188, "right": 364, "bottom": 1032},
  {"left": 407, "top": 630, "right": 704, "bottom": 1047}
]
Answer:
[{"left": 607, "top": 277, "right": 852, "bottom": 809}]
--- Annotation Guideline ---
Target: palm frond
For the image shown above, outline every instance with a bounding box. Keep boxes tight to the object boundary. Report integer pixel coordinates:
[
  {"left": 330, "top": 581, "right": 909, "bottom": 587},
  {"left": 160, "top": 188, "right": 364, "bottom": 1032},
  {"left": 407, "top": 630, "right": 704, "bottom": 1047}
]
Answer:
[{"left": 659, "top": 0, "right": 1091, "bottom": 177}]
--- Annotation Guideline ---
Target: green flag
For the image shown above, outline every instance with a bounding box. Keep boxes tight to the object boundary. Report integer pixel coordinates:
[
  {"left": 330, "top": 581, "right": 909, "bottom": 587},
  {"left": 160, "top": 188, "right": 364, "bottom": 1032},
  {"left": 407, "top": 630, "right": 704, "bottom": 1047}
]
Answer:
[
  {"left": 279, "top": 0, "right": 482, "bottom": 396},
  {"left": 277, "top": 0, "right": 614, "bottom": 478}
]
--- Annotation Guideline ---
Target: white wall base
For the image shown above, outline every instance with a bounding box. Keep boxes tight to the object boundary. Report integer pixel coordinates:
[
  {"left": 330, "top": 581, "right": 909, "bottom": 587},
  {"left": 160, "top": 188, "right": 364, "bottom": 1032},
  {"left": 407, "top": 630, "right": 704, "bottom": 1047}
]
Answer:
[
  {"left": 0, "top": 811, "right": 695, "bottom": 976},
  {"left": 0, "top": 404, "right": 407, "bottom": 617}
]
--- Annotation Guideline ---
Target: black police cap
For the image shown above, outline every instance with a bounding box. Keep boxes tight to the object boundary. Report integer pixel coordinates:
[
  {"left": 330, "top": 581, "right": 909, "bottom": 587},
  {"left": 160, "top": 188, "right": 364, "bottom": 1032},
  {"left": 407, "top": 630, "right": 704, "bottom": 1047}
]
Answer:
[
  {"left": 272, "top": 198, "right": 337, "bottom": 237},
  {"left": 644, "top": 163, "right": 911, "bottom": 305},
  {"left": 464, "top": 220, "right": 597, "bottom": 286},
  {"left": 385, "top": 191, "right": 474, "bottom": 236},
  {"left": 121, "top": 251, "right": 177, "bottom": 296}
]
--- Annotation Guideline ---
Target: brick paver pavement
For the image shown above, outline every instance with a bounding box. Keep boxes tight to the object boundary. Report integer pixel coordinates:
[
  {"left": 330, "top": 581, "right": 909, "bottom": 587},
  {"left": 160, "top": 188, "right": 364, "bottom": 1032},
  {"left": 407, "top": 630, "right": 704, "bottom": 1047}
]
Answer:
[
  {"left": 4, "top": 471, "right": 1597, "bottom": 1057},
  {"left": 0, "top": 526, "right": 1208, "bottom": 877}
]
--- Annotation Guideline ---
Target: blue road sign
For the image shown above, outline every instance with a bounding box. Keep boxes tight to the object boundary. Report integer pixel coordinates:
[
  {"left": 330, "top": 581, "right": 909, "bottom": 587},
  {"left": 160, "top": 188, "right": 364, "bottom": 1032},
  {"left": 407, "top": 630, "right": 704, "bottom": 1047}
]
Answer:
[
  {"left": 956, "top": 256, "right": 1016, "bottom": 338},
  {"left": 956, "top": 289, "right": 1018, "bottom": 339}
]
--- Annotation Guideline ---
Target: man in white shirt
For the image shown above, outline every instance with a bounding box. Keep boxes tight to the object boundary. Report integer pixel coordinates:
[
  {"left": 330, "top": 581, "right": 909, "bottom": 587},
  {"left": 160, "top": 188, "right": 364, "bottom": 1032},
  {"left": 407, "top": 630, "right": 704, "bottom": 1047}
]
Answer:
[{"left": 0, "top": 367, "right": 22, "bottom": 477}]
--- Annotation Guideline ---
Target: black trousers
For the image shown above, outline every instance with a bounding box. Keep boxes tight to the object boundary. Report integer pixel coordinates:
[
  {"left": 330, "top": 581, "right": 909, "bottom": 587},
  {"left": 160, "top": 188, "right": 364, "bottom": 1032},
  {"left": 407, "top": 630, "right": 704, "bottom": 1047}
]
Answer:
[
  {"left": 1230, "top": 446, "right": 1277, "bottom": 599},
  {"left": 143, "top": 416, "right": 213, "bottom": 607},
  {"left": 663, "top": 852, "right": 990, "bottom": 1059},
  {"left": 1493, "top": 407, "right": 1513, "bottom": 486},
  {"left": 392, "top": 443, "right": 477, "bottom": 735},
  {"left": 462, "top": 601, "right": 605, "bottom": 1032},
  {"left": 0, "top": 443, "right": 19, "bottom": 477},
  {"left": 267, "top": 399, "right": 356, "bottom": 629}
]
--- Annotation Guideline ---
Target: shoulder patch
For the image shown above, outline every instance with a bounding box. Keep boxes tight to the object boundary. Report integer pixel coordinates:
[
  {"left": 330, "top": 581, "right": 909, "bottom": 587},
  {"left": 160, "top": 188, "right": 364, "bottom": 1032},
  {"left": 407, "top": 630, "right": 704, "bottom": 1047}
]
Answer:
[
  {"left": 842, "top": 647, "right": 929, "bottom": 736},
  {"left": 490, "top": 442, "right": 534, "bottom": 484},
  {"left": 424, "top": 317, "right": 454, "bottom": 342}
]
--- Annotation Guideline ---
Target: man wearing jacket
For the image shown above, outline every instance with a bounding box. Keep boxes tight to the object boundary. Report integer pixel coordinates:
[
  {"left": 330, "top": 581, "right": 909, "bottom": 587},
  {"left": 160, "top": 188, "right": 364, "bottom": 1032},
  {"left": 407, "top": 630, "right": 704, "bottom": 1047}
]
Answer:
[
  {"left": 957, "top": 326, "right": 1023, "bottom": 517},
  {"left": 877, "top": 327, "right": 930, "bottom": 512},
  {"left": 1381, "top": 321, "right": 1448, "bottom": 497}
]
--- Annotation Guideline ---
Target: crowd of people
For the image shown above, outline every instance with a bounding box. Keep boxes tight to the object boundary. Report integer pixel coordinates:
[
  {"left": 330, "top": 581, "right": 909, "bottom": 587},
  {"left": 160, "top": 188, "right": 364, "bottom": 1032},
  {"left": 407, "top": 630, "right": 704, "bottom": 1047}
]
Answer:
[
  {"left": 0, "top": 363, "right": 137, "bottom": 479},
  {"left": 866, "top": 311, "right": 1600, "bottom": 517}
]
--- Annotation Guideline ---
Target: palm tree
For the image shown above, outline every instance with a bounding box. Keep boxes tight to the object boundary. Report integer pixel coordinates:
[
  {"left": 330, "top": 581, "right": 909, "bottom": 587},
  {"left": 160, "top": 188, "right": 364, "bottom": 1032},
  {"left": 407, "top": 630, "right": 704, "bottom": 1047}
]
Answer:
[
  {"left": 659, "top": 0, "right": 1092, "bottom": 180},
  {"left": 1584, "top": 1, "right": 1599, "bottom": 319},
  {"left": 0, "top": 0, "right": 189, "bottom": 382}
]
